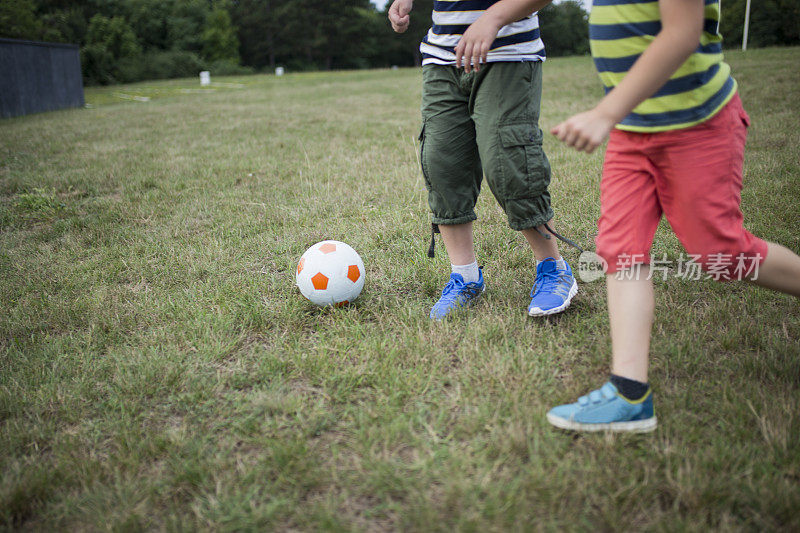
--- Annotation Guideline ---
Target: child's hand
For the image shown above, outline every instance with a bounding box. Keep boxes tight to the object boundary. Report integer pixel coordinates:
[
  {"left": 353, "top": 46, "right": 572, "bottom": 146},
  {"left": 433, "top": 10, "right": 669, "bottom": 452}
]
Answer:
[
  {"left": 551, "top": 109, "right": 616, "bottom": 153},
  {"left": 455, "top": 15, "right": 502, "bottom": 73},
  {"left": 388, "top": 0, "right": 414, "bottom": 33}
]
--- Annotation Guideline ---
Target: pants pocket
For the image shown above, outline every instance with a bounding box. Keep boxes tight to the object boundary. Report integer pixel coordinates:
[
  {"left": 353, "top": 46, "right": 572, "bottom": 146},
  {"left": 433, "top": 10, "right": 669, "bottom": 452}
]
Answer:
[
  {"left": 497, "top": 122, "right": 550, "bottom": 199},
  {"left": 739, "top": 107, "right": 751, "bottom": 128}
]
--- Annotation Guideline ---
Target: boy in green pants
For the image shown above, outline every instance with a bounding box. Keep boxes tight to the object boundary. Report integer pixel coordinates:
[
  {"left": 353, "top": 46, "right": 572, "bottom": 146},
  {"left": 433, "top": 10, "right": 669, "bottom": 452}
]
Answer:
[
  {"left": 547, "top": 0, "right": 800, "bottom": 432},
  {"left": 389, "top": 0, "right": 579, "bottom": 320}
]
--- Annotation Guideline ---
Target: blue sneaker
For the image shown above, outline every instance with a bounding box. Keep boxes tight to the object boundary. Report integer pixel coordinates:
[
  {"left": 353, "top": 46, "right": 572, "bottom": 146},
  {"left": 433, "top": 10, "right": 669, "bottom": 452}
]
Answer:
[
  {"left": 546, "top": 382, "right": 657, "bottom": 433},
  {"left": 429, "top": 269, "right": 485, "bottom": 320},
  {"left": 528, "top": 258, "right": 578, "bottom": 316}
]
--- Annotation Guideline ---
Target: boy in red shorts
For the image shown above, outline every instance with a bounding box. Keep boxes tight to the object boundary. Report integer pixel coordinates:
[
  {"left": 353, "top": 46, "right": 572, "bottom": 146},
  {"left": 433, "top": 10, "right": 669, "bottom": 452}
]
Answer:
[{"left": 546, "top": 0, "right": 800, "bottom": 432}]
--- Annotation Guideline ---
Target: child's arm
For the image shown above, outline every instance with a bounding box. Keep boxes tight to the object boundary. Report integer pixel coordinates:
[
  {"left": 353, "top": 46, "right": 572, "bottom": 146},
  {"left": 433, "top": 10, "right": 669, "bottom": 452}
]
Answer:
[
  {"left": 456, "top": 0, "right": 554, "bottom": 73},
  {"left": 388, "top": 0, "right": 414, "bottom": 33},
  {"left": 551, "top": 0, "right": 705, "bottom": 153}
]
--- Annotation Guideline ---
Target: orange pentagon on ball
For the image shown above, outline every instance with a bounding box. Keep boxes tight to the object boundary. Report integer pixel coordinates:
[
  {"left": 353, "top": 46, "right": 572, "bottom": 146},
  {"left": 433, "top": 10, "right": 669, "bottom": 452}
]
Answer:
[
  {"left": 347, "top": 265, "right": 360, "bottom": 282},
  {"left": 311, "top": 272, "right": 328, "bottom": 290},
  {"left": 318, "top": 243, "right": 337, "bottom": 254}
]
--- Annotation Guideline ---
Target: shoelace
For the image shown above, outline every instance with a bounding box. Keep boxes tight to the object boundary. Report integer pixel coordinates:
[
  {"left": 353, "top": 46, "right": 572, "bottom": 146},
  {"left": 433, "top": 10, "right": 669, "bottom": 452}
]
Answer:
[
  {"left": 440, "top": 277, "right": 481, "bottom": 303},
  {"left": 531, "top": 268, "right": 560, "bottom": 297}
]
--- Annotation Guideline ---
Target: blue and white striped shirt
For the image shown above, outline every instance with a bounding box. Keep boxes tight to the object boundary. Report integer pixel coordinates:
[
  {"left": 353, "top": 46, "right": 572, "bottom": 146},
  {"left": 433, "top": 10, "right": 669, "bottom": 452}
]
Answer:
[{"left": 420, "top": 0, "right": 546, "bottom": 65}]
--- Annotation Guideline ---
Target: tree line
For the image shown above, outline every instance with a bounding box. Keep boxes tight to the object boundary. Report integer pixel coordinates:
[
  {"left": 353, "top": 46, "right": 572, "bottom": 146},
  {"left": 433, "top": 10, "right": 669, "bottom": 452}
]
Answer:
[{"left": 1, "top": 0, "right": 797, "bottom": 86}]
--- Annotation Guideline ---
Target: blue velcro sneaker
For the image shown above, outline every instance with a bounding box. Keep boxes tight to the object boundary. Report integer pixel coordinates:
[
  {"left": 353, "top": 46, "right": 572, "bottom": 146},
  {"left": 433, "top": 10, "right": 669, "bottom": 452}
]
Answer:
[
  {"left": 528, "top": 258, "right": 578, "bottom": 316},
  {"left": 430, "top": 269, "right": 485, "bottom": 320},
  {"left": 546, "top": 382, "right": 657, "bottom": 433}
]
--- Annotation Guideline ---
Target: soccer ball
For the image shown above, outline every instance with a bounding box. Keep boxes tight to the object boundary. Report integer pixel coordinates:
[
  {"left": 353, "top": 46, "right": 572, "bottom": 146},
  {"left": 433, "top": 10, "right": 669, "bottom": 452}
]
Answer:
[{"left": 296, "top": 240, "right": 365, "bottom": 307}]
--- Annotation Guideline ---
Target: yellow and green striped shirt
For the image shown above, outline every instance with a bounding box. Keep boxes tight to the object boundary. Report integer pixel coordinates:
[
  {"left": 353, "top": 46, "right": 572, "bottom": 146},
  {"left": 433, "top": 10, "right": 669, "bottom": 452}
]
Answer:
[{"left": 589, "top": 0, "right": 736, "bottom": 132}]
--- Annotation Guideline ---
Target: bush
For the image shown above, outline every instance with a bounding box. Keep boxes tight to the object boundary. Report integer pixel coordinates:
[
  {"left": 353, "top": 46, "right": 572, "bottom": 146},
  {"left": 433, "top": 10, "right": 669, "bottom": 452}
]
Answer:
[
  {"left": 282, "top": 58, "right": 319, "bottom": 72},
  {"left": 205, "top": 59, "right": 254, "bottom": 76},
  {"left": 115, "top": 50, "right": 205, "bottom": 83},
  {"left": 82, "top": 43, "right": 116, "bottom": 85},
  {"left": 85, "top": 50, "right": 253, "bottom": 85},
  {"left": 81, "top": 14, "right": 141, "bottom": 85},
  {"left": 144, "top": 50, "right": 205, "bottom": 79}
]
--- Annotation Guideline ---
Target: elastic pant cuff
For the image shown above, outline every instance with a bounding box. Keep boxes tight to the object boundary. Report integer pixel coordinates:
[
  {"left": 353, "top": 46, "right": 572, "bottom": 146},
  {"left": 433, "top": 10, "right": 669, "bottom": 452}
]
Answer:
[
  {"left": 431, "top": 213, "right": 478, "bottom": 226},
  {"left": 509, "top": 207, "right": 554, "bottom": 231}
]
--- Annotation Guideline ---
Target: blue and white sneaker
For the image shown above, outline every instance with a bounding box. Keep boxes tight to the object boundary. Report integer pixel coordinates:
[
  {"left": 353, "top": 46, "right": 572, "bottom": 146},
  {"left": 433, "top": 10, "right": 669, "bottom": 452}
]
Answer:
[
  {"left": 429, "top": 269, "right": 485, "bottom": 320},
  {"left": 546, "top": 382, "right": 657, "bottom": 433},
  {"left": 528, "top": 257, "right": 578, "bottom": 316}
]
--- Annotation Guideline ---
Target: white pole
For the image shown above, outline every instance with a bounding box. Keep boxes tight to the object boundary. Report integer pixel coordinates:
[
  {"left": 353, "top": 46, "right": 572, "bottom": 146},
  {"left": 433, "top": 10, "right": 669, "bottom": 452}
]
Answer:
[{"left": 742, "top": 0, "right": 751, "bottom": 51}]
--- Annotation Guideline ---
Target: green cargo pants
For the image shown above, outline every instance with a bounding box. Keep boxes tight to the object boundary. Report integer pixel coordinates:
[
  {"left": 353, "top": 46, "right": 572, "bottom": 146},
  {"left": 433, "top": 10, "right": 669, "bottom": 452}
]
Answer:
[{"left": 419, "top": 61, "right": 553, "bottom": 230}]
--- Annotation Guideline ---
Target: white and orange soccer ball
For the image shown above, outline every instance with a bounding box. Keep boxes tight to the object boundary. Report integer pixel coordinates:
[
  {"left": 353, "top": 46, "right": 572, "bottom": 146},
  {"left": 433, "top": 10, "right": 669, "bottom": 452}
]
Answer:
[{"left": 296, "top": 240, "right": 365, "bottom": 307}]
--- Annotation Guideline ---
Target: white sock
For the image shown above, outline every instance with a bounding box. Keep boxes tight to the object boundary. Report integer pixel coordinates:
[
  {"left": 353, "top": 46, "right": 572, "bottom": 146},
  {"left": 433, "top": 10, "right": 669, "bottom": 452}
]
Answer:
[
  {"left": 537, "top": 257, "right": 566, "bottom": 270},
  {"left": 451, "top": 261, "right": 480, "bottom": 283}
]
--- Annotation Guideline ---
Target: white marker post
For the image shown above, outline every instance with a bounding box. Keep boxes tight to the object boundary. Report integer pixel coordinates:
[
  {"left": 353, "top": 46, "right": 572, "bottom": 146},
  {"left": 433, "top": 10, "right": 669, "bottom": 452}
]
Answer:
[
  {"left": 200, "top": 71, "right": 211, "bottom": 86},
  {"left": 742, "top": 0, "right": 751, "bottom": 51}
]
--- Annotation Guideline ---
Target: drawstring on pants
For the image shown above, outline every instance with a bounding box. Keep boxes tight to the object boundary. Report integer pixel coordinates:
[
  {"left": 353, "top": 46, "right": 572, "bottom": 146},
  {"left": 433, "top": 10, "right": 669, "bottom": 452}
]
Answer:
[
  {"left": 535, "top": 223, "right": 585, "bottom": 254},
  {"left": 427, "top": 223, "right": 440, "bottom": 258}
]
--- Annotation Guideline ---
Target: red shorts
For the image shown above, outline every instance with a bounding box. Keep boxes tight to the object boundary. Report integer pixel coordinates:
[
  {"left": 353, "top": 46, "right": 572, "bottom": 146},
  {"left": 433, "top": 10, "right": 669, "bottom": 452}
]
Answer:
[{"left": 596, "top": 93, "right": 768, "bottom": 278}]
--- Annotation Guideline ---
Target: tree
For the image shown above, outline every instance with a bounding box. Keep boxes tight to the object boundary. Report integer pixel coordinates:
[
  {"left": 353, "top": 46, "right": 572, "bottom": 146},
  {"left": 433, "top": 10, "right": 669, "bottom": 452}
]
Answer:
[
  {"left": 37, "top": 7, "right": 88, "bottom": 44},
  {"left": 349, "top": 6, "right": 392, "bottom": 69},
  {"left": 720, "top": 0, "right": 800, "bottom": 48},
  {"left": 276, "top": 0, "right": 355, "bottom": 70},
  {"left": 231, "top": 0, "right": 299, "bottom": 69},
  {"left": 203, "top": 3, "right": 240, "bottom": 62},
  {"left": 81, "top": 14, "right": 141, "bottom": 84},
  {"left": 126, "top": 0, "right": 174, "bottom": 51},
  {"left": 382, "top": 0, "right": 434, "bottom": 66},
  {"left": 538, "top": 1, "right": 589, "bottom": 57},
  {"left": 0, "top": 0, "right": 42, "bottom": 40},
  {"left": 233, "top": 0, "right": 386, "bottom": 71},
  {"left": 305, "top": 0, "right": 385, "bottom": 70},
  {"left": 170, "top": 0, "right": 210, "bottom": 54}
]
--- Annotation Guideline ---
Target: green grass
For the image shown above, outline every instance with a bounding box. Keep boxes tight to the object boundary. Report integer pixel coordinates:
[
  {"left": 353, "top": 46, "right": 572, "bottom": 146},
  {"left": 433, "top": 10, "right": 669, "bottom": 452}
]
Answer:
[{"left": 1, "top": 47, "right": 799, "bottom": 531}]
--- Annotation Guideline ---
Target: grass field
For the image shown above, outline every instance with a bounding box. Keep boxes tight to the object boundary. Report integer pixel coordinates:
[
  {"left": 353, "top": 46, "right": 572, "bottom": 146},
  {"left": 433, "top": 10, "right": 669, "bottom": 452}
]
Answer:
[{"left": 1, "top": 47, "right": 799, "bottom": 531}]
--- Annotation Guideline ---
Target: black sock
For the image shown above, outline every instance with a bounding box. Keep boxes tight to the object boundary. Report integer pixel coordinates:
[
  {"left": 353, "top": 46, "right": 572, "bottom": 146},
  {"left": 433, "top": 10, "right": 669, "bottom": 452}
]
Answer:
[{"left": 610, "top": 374, "right": 650, "bottom": 401}]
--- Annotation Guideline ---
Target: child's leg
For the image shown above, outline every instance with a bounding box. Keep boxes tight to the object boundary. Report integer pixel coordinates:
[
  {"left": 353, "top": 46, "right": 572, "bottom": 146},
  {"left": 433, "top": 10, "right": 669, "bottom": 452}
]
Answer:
[
  {"left": 545, "top": 130, "right": 661, "bottom": 433},
  {"left": 521, "top": 224, "right": 561, "bottom": 261},
  {"left": 438, "top": 221, "right": 477, "bottom": 265},
  {"left": 547, "top": 273, "right": 659, "bottom": 433},
  {"left": 607, "top": 269, "right": 654, "bottom": 383},
  {"left": 471, "top": 62, "right": 575, "bottom": 315},
  {"left": 420, "top": 65, "right": 487, "bottom": 318},
  {"left": 547, "top": 271, "right": 658, "bottom": 432},
  {"left": 751, "top": 242, "right": 800, "bottom": 298},
  {"left": 430, "top": 220, "right": 486, "bottom": 320},
  {"left": 595, "top": 129, "right": 662, "bottom": 383}
]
